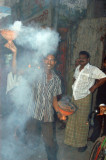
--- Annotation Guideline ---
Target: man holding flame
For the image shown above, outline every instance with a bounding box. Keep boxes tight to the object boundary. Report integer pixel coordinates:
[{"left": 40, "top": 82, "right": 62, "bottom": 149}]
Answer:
[
  {"left": 6, "top": 43, "right": 62, "bottom": 160},
  {"left": 29, "top": 54, "right": 62, "bottom": 160},
  {"left": 2, "top": 28, "right": 63, "bottom": 160}
]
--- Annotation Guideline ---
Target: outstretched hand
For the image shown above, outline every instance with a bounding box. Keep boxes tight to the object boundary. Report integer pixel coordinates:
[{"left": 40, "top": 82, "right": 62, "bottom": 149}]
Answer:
[{"left": 5, "top": 41, "right": 17, "bottom": 53}]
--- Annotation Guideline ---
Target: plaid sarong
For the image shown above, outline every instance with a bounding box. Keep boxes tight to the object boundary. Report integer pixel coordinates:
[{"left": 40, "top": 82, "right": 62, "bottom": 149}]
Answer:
[{"left": 64, "top": 94, "right": 92, "bottom": 147}]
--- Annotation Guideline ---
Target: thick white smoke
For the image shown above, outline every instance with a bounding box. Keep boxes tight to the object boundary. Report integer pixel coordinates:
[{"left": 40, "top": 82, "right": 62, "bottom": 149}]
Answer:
[
  {"left": 1, "top": 21, "right": 60, "bottom": 160},
  {"left": 10, "top": 21, "right": 60, "bottom": 56},
  {"left": 7, "top": 20, "right": 61, "bottom": 115}
]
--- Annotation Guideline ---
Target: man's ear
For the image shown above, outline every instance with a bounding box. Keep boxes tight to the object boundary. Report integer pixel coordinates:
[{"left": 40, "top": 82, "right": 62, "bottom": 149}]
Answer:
[{"left": 55, "top": 61, "right": 57, "bottom": 65}]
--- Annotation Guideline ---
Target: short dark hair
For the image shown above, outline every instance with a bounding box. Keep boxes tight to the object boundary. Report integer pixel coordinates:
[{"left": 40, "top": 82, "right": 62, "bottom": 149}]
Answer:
[{"left": 79, "top": 51, "right": 90, "bottom": 58}]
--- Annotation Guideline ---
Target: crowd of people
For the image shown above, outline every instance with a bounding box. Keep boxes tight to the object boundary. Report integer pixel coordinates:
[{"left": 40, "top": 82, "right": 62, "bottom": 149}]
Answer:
[{"left": 1, "top": 38, "right": 106, "bottom": 159}]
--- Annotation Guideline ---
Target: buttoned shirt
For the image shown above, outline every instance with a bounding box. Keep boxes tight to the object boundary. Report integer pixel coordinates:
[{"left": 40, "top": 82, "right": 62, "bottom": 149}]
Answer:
[
  {"left": 72, "top": 63, "right": 106, "bottom": 100},
  {"left": 32, "top": 70, "right": 62, "bottom": 122}
]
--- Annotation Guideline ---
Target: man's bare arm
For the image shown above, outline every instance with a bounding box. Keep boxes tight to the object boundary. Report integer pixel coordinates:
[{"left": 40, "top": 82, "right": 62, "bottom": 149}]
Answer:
[
  {"left": 89, "top": 77, "right": 106, "bottom": 93},
  {"left": 53, "top": 96, "right": 60, "bottom": 112},
  {"left": 53, "top": 96, "right": 63, "bottom": 120},
  {"left": 12, "top": 47, "right": 17, "bottom": 74}
]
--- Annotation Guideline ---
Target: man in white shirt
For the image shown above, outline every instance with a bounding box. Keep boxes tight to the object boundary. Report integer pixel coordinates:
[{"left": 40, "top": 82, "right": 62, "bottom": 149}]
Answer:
[{"left": 64, "top": 51, "right": 106, "bottom": 152}]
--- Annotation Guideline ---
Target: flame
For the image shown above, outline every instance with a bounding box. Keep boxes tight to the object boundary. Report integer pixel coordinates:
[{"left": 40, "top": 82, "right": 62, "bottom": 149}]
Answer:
[
  {"left": 61, "top": 115, "right": 66, "bottom": 121},
  {"left": 28, "top": 64, "right": 40, "bottom": 69},
  {"left": 28, "top": 64, "right": 31, "bottom": 68}
]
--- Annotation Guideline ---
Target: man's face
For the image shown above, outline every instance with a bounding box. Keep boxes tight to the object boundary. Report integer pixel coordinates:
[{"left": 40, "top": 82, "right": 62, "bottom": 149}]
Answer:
[
  {"left": 79, "top": 54, "right": 89, "bottom": 66},
  {"left": 44, "top": 55, "right": 56, "bottom": 70}
]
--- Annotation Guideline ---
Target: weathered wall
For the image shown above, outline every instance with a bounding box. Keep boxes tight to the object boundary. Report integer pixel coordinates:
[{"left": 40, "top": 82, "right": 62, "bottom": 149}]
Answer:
[
  {"left": 73, "top": 18, "right": 105, "bottom": 65},
  {"left": 67, "top": 17, "right": 106, "bottom": 107},
  {"left": 11, "top": 0, "right": 52, "bottom": 27}
]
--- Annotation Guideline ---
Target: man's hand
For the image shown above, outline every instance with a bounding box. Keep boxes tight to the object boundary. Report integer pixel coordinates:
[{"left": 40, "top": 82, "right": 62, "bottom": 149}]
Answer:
[
  {"left": 90, "top": 78, "right": 106, "bottom": 93},
  {"left": 57, "top": 112, "right": 66, "bottom": 121},
  {"left": 5, "top": 41, "right": 17, "bottom": 53}
]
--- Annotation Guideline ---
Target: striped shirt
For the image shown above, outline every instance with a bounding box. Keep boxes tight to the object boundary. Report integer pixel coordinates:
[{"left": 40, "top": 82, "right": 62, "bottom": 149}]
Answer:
[{"left": 32, "top": 70, "right": 62, "bottom": 122}]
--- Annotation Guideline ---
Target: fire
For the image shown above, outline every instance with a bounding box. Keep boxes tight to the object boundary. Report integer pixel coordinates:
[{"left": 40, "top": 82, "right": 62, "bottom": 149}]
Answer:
[
  {"left": 28, "top": 64, "right": 31, "bottom": 68},
  {"left": 28, "top": 64, "right": 40, "bottom": 69},
  {"left": 61, "top": 115, "right": 67, "bottom": 121}
]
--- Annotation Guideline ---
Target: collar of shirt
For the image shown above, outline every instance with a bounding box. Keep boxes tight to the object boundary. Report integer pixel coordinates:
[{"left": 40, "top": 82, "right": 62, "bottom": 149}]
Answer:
[
  {"left": 42, "top": 70, "right": 56, "bottom": 82},
  {"left": 76, "top": 63, "right": 90, "bottom": 72}
]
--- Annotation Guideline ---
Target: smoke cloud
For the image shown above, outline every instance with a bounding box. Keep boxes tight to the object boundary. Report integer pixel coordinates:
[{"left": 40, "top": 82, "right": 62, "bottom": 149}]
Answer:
[
  {"left": 7, "top": 20, "right": 60, "bottom": 112},
  {"left": 1, "top": 21, "right": 60, "bottom": 160},
  {"left": 10, "top": 21, "right": 60, "bottom": 56}
]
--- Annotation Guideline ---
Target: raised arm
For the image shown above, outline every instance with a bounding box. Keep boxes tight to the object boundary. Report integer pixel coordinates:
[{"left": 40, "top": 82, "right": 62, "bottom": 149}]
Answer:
[{"left": 9, "top": 42, "right": 17, "bottom": 74}]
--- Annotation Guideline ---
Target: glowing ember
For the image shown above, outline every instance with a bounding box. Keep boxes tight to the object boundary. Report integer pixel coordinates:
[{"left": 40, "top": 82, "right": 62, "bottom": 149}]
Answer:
[
  {"left": 28, "top": 64, "right": 31, "bottom": 68},
  {"left": 28, "top": 64, "right": 40, "bottom": 69},
  {"left": 58, "top": 97, "right": 78, "bottom": 120}
]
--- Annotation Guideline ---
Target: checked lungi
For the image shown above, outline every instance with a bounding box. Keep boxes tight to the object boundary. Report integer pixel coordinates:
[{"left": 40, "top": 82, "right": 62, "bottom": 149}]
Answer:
[{"left": 64, "top": 94, "right": 92, "bottom": 147}]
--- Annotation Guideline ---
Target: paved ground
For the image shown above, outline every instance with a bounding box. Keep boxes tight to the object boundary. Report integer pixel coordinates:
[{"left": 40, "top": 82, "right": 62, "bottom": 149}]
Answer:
[
  {"left": 24, "top": 121, "right": 94, "bottom": 160},
  {"left": 1, "top": 118, "right": 94, "bottom": 160},
  {"left": 56, "top": 121, "right": 93, "bottom": 160}
]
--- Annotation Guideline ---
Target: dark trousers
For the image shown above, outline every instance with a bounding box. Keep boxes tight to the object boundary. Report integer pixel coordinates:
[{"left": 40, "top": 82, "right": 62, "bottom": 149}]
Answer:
[{"left": 24, "top": 118, "right": 58, "bottom": 160}]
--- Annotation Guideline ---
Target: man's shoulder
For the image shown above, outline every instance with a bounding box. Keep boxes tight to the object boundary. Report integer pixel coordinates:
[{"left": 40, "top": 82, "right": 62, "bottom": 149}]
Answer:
[
  {"left": 88, "top": 64, "right": 101, "bottom": 71},
  {"left": 85, "top": 63, "right": 100, "bottom": 70}
]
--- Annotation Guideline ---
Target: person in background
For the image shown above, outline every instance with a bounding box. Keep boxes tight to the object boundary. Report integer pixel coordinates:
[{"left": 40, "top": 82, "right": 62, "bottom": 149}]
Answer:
[
  {"left": 6, "top": 42, "right": 21, "bottom": 114},
  {"left": 64, "top": 51, "right": 106, "bottom": 152},
  {"left": 75, "top": 58, "right": 80, "bottom": 68},
  {"left": 89, "top": 56, "right": 106, "bottom": 142}
]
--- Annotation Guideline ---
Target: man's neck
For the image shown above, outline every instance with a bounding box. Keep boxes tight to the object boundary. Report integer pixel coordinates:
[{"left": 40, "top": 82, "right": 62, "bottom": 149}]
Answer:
[
  {"left": 45, "top": 70, "right": 53, "bottom": 81},
  {"left": 79, "top": 65, "right": 85, "bottom": 71},
  {"left": 79, "top": 63, "right": 88, "bottom": 71},
  {"left": 45, "top": 69, "right": 52, "bottom": 74}
]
